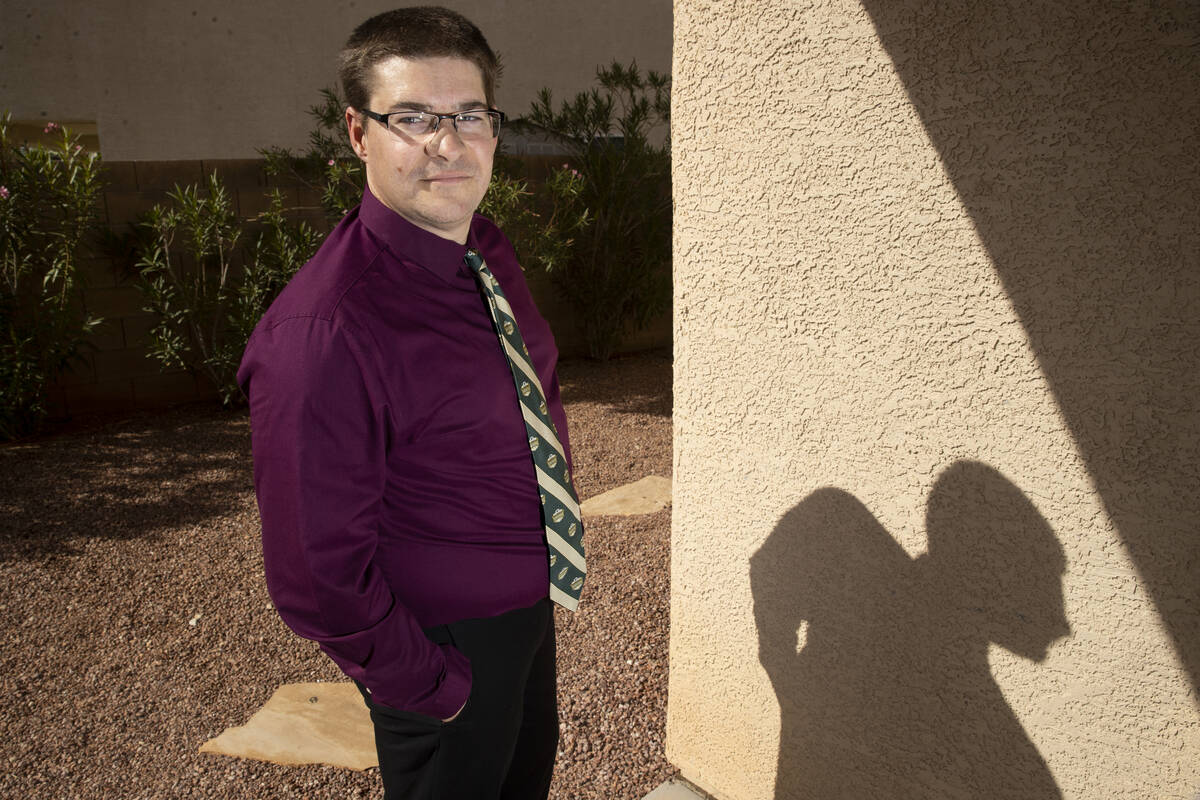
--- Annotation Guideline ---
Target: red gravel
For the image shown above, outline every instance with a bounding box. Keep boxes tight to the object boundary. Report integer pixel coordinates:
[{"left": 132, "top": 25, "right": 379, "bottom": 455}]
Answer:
[{"left": 0, "top": 350, "right": 675, "bottom": 800}]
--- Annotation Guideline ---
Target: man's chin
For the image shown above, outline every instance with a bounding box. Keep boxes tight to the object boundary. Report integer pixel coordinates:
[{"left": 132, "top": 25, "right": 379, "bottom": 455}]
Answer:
[{"left": 404, "top": 206, "right": 477, "bottom": 242}]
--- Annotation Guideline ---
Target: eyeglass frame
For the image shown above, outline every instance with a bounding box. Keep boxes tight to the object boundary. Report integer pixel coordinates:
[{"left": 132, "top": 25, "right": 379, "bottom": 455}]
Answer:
[{"left": 360, "top": 107, "right": 506, "bottom": 139}]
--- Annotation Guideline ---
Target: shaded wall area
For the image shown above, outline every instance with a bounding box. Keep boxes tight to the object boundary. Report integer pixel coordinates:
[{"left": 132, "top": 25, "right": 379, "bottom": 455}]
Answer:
[
  {"left": 857, "top": 0, "right": 1199, "bottom": 693},
  {"left": 0, "top": 0, "right": 672, "bottom": 160}
]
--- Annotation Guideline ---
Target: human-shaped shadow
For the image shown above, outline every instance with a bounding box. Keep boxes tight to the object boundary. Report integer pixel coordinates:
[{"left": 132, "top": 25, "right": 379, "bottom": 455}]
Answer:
[{"left": 751, "top": 461, "right": 1070, "bottom": 799}]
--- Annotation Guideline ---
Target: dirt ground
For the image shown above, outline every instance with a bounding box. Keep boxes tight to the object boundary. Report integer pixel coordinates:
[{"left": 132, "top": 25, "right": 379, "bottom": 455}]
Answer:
[{"left": 0, "top": 350, "right": 675, "bottom": 800}]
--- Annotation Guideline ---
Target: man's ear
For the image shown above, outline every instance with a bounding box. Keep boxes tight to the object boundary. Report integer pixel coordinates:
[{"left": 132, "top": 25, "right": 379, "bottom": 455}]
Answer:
[{"left": 347, "top": 107, "right": 368, "bottom": 161}]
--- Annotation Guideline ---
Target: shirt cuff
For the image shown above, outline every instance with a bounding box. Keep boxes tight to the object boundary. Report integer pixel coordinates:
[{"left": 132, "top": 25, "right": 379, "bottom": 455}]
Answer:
[{"left": 369, "top": 643, "right": 472, "bottom": 721}]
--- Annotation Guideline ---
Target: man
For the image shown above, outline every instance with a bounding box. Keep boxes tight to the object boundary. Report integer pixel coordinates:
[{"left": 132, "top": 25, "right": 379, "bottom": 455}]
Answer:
[{"left": 236, "top": 7, "right": 585, "bottom": 799}]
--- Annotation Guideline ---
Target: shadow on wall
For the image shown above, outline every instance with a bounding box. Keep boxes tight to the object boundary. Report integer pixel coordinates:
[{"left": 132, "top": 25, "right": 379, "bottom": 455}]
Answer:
[
  {"left": 857, "top": 1, "right": 1200, "bottom": 689},
  {"left": 751, "top": 462, "right": 1069, "bottom": 799}
]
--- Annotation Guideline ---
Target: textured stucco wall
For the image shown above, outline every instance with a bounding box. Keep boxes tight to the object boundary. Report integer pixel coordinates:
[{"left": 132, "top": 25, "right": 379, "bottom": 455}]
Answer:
[
  {"left": 0, "top": 0, "right": 670, "bottom": 159},
  {"left": 670, "top": 1, "right": 1199, "bottom": 798}
]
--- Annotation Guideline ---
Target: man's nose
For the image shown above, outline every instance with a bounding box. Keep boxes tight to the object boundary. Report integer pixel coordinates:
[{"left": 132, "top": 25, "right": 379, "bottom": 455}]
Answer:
[{"left": 425, "top": 122, "right": 467, "bottom": 158}]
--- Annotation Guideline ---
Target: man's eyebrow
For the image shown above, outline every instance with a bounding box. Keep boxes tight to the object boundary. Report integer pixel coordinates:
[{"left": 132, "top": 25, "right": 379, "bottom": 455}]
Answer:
[{"left": 385, "top": 100, "right": 490, "bottom": 112}]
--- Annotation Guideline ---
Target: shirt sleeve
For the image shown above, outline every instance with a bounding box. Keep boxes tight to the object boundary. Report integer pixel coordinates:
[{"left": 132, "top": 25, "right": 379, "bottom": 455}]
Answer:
[{"left": 238, "top": 316, "right": 471, "bottom": 719}]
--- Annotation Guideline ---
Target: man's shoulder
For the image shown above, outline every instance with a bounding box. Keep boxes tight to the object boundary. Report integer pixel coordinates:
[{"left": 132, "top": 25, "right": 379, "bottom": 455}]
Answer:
[
  {"left": 238, "top": 212, "right": 383, "bottom": 393},
  {"left": 471, "top": 213, "right": 515, "bottom": 254},
  {"left": 262, "top": 209, "right": 384, "bottom": 328}
]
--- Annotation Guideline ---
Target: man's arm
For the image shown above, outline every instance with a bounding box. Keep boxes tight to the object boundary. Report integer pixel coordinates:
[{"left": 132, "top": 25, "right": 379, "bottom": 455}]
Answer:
[{"left": 239, "top": 317, "right": 470, "bottom": 720}]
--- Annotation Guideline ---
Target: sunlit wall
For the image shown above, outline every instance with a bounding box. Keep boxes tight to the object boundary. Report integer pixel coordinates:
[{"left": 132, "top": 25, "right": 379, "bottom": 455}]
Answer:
[{"left": 669, "top": 0, "right": 1199, "bottom": 797}]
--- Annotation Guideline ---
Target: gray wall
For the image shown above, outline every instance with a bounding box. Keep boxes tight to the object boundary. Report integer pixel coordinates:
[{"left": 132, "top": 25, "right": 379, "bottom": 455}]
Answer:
[{"left": 1, "top": 0, "right": 672, "bottom": 159}]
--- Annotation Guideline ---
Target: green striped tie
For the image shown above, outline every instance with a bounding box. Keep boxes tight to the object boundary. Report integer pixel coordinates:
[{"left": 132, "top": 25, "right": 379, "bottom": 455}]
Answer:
[{"left": 465, "top": 249, "right": 586, "bottom": 611}]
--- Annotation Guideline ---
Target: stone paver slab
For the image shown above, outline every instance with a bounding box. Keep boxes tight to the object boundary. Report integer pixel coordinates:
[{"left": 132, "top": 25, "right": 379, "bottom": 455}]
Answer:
[
  {"left": 581, "top": 475, "right": 672, "bottom": 517},
  {"left": 199, "top": 681, "right": 376, "bottom": 770},
  {"left": 642, "top": 780, "right": 710, "bottom": 800}
]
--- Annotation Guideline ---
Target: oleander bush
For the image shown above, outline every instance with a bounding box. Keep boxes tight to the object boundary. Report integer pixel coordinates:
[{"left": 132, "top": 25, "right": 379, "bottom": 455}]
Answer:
[
  {"left": 522, "top": 61, "right": 672, "bottom": 360},
  {"left": 136, "top": 175, "right": 322, "bottom": 405},
  {"left": 0, "top": 114, "right": 104, "bottom": 440},
  {"left": 478, "top": 153, "right": 590, "bottom": 280}
]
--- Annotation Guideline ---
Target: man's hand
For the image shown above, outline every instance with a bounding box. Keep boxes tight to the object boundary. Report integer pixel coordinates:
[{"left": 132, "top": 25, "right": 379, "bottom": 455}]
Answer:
[{"left": 443, "top": 698, "right": 468, "bottom": 723}]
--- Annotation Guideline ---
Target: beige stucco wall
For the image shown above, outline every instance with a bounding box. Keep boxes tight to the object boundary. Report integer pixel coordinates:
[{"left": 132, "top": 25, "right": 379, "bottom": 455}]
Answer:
[
  {"left": 0, "top": 0, "right": 670, "bottom": 159},
  {"left": 670, "top": 1, "right": 1198, "bottom": 798}
]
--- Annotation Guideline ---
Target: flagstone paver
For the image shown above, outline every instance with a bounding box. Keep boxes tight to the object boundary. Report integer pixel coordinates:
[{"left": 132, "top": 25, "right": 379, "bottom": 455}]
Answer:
[
  {"left": 200, "top": 682, "right": 376, "bottom": 770},
  {"left": 581, "top": 475, "right": 671, "bottom": 517},
  {"left": 642, "top": 780, "right": 709, "bottom": 800}
]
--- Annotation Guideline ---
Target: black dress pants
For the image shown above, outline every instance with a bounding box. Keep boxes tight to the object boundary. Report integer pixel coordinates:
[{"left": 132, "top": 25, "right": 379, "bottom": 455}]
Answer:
[{"left": 357, "top": 598, "right": 558, "bottom": 800}]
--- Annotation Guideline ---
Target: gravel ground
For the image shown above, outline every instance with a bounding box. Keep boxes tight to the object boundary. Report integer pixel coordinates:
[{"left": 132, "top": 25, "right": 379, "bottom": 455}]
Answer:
[{"left": 0, "top": 350, "right": 675, "bottom": 800}]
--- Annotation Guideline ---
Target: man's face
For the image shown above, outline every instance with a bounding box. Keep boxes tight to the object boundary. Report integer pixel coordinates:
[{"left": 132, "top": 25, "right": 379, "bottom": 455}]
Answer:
[{"left": 347, "top": 56, "right": 496, "bottom": 243}]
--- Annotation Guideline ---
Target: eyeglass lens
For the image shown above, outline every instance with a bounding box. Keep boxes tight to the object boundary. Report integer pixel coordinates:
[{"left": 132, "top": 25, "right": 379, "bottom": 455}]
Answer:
[{"left": 389, "top": 111, "right": 500, "bottom": 139}]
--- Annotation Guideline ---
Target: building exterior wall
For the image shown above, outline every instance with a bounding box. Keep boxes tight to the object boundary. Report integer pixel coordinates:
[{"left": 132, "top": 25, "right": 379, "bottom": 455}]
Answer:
[
  {"left": 670, "top": 1, "right": 1198, "bottom": 798},
  {"left": 0, "top": 0, "right": 671, "bottom": 160}
]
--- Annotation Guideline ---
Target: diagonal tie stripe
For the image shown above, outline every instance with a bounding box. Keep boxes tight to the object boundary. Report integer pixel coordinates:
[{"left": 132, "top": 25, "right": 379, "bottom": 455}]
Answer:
[
  {"left": 488, "top": 299, "right": 552, "bottom": 406},
  {"left": 465, "top": 249, "right": 586, "bottom": 611},
  {"left": 500, "top": 334, "right": 539, "bottom": 389},
  {"left": 546, "top": 526, "right": 585, "bottom": 571},
  {"left": 519, "top": 400, "right": 562, "bottom": 459},
  {"left": 484, "top": 278, "right": 522, "bottom": 332},
  {"left": 535, "top": 464, "right": 581, "bottom": 521},
  {"left": 549, "top": 584, "right": 579, "bottom": 611}
]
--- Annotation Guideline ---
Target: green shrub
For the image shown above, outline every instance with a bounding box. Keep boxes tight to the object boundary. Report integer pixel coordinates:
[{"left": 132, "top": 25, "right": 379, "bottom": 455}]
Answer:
[
  {"left": 478, "top": 155, "right": 590, "bottom": 279},
  {"left": 0, "top": 114, "right": 104, "bottom": 440},
  {"left": 523, "top": 62, "right": 672, "bottom": 359},
  {"left": 136, "top": 175, "right": 321, "bottom": 405}
]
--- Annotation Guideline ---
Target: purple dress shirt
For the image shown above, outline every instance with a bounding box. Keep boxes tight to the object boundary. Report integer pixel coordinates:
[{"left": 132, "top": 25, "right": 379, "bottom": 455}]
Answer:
[{"left": 236, "top": 186, "right": 571, "bottom": 720}]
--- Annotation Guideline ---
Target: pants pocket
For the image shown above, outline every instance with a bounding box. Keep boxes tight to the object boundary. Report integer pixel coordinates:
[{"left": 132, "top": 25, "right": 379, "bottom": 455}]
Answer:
[{"left": 361, "top": 687, "right": 443, "bottom": 800}]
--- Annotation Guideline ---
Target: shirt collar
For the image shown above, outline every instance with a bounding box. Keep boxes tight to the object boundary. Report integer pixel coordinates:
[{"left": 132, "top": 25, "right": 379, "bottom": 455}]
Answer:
[{"left": 359, "top": 184, "right": 479, "bottom": 284}]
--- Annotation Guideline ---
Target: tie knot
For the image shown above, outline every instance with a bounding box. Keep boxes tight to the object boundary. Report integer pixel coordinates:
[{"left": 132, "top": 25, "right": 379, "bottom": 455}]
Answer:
[{"left": 463, "top": 249, "right": 484, "bottom": 272}]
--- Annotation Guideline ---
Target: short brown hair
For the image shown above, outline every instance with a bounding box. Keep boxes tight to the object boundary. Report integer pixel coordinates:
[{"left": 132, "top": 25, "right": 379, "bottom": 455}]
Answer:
[{"left": 338, "top": 6, "right": 501, "bottom": 112}]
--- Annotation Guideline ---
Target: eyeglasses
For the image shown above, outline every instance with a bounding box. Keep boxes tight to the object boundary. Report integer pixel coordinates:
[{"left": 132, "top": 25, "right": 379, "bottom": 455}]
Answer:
[{"left": 361, "top": 108, "right": 505, "bottom": 140}]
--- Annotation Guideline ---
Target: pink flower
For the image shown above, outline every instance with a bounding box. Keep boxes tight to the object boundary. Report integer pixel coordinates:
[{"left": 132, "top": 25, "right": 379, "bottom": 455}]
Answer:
[
  {"left": 327, "top": 159, "right": 335, "bottom": 166},
  {"left": 74, "top": 144, "right": 83, "bottom": 153},
  {"left": 0, "top": 186, "right": 10, "bottom": 200},
  {"left": 562, "top": 162, "right": 569, "bottom": 168},
  {"left": 43, "top": 122, "right": 59, "bottom": 134}
]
